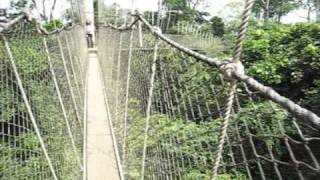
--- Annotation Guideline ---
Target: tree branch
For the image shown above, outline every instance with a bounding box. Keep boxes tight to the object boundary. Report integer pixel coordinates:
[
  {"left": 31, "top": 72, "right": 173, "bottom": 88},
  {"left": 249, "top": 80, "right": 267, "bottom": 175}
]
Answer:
[{"left": 50, "top": 0, "right": 57, "bottom": 20}]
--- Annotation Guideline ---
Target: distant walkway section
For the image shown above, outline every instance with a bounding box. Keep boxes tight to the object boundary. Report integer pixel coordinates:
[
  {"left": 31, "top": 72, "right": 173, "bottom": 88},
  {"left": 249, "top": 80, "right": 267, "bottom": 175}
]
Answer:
[{"left": 86, "top": 52, "right": 120, "bottom": 180}]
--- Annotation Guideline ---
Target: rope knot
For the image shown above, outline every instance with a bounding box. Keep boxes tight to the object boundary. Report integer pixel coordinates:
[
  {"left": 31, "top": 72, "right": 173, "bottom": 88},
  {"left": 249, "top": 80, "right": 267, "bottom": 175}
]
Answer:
[{"left": 220, "top": 58, "right": 245, "bottom": 81}]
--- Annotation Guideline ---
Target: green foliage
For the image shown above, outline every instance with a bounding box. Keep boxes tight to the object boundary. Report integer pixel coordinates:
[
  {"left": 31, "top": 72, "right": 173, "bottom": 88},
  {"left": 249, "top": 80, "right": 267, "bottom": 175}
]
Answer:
[
  {"left": 43, "top": 20, "right": 64, "bottom": 32},
  {"left": 210, "top": 16, "right": 225, "bottom": 37},
  {"left": 163, "top": 0, "right": 208, "bottom": 23},
  {"left": 241, "top": 22, "right": 320, "bottom": 116},
  {"left": 217, "top": 173, "right": 248, "bottom": 180},
  {"left": 253, "top": 0, "right": 300, "bottom": 21},
  {"left": 0, "top": 29, "right": 80, "bottom": 179},
  {"left": 243, "top": 22, "right": 320, "bottom": 89},
  {"left": 125, "top": 20, "right": 320, "bottom": 179},
  {"left": 183, "top": 169, "right": 211, "bottom": 179},
  {"left": 243, "top": 23, "right": 291, "bottom": 84},
  {"left": 164, "top": 0, "right": 188, "bottom": 10}
]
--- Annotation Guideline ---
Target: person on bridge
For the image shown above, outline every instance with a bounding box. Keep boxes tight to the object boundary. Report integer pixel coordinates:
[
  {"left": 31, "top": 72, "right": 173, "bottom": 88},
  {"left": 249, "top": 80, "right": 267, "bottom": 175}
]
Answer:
[{"left": 86, "top": 20, "right": 94, "bottom": 48}]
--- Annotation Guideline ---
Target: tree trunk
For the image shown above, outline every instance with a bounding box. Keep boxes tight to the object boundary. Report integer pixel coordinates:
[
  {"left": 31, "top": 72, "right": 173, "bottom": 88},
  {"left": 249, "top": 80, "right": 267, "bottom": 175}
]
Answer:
[
  {"left": 277, "top": 14, "right": 282, "bottom": 23},
  {"left": 308, "top": 0, "right": 312, "bottom": 22},
  {"left": 264, "top": 0, "right": 270, "bottom": 23},
  {"left": 49, "top": 0, "right": 57, "bottom": 21},
  {"left": 42, "top": 0, "right": 47, "bottom": 21},
  {"left": 315, "top": 0, "right": 320, "bottom": 22}
]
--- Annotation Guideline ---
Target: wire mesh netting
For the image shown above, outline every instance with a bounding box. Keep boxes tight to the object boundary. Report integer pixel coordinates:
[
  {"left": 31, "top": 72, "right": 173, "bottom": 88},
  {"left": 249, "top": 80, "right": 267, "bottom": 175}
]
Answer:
[
  {"left": 97, "top": 8, "right": 320, "bottom": 180},
  {"left": 0, "top": 11, "right": 87, "bottom": 180}
]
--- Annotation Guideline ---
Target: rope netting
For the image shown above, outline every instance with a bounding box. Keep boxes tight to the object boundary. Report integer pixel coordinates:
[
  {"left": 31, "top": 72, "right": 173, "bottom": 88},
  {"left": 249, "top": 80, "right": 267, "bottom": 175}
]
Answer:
[
  {"left": 98, "top": 1, "right": 320, "bottom": 180},
  {"left": 0, "top": 1, "right": 87, "bottom": 179}
]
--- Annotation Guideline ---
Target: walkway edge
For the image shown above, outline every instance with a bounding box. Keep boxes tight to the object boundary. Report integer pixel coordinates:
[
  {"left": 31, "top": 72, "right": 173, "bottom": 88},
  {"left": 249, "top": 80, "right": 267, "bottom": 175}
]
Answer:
[
  {"left": 83, "top": 54, "right": 90, "bottom": 180},
  {"left": 98, "top": 55, "right": 125, "bottom": 180}
]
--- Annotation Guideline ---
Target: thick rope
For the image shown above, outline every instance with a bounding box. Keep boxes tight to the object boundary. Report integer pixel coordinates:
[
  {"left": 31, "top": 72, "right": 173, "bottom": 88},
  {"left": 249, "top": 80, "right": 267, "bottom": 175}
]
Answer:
[
  {"left": 141, "top": 41, "right": 159, "bottom": 180},
  {"left": 122, "top": 2, "right": 136, "bottom": 168},
  {"left": 2, "top": 35, "right": 59, "bottom": 180},
  {"left": 233, "top": 0, "right": 255, "bottom": 62},
  {"left": 108, "top": 11, "right": 320, "bottom": 127},
  {"left": 212, "top": 0, "right": 256, "bottom": 178},
  {"left": 106, "top": 18, "right": 139, "bottom": 31},
  {"left": 130, "top": 12, "right": 320, "bottom": 128},
  {"left": 122, "top": 17, "right": 135, "bottom": 171},
  {"left": 0, "top": 0, "right": 33, "bottom": 33},
  {"left": 212, "top": 83, "right": 237, "bottom": 179},
  {"left": 0, "top": 14, "right": 26, "bottom": 33},
  {"left": 138, "top": 21, "right": 144, "bottom": 47},
  {"left": 234, "top": 72, "right": 320, "bottom": 126},
  {"left": 0, "top": 9, "right": 80, "bottom": 34}
]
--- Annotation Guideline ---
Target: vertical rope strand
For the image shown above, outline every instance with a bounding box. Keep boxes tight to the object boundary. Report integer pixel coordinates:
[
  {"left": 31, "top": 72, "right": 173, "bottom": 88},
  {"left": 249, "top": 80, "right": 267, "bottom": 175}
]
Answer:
[
  {"left": 57, "top": 36, "right": 82, "bottom": 130},
  {"left": 122, "top": 13, "right": 135, "bottom": 171},
  {"left": 2, "top": 35, "right": 59, "bottom": 180},
  {"left": 233, "top": 0, "right": 256, "bottom": 62},
  {"left": 212, "top": 83, "right": 236, "bottom": 179},
  {"left": 43, "top": 37, "right": 83, "bottom": 169},
  {"left": 212, "top": 0, "right": 255, "bottom": 178},
  {"left": 141, "top": 42, "right": 159, "bottom": 180}
]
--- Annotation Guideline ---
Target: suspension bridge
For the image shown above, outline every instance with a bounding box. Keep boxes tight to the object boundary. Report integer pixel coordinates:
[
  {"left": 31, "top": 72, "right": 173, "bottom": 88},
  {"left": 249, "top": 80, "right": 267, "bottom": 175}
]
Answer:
[{"left": 1, "top": 0, "right": 320, "bottom": 179}]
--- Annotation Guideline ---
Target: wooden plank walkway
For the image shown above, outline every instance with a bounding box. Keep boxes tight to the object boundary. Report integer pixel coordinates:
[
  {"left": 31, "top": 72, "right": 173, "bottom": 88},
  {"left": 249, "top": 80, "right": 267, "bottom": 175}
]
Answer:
[{"left": 86, "top": 52, "right": 120, "bottom": 180}]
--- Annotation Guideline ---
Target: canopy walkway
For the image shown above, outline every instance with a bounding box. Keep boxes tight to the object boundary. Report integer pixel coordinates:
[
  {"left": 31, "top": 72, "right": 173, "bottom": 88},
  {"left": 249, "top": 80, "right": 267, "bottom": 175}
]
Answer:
[{"left": 1, "top": 0, "right": 320, "bottom": 180}]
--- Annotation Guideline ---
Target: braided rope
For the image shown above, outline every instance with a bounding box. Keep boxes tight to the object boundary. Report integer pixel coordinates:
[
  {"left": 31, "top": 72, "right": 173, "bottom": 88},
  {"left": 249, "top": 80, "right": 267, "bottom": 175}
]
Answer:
[
  {"left": 212, "top": 83, "right": 237, "bottom": 179},
  {"left": 130, "top": 12, "right": 320, "bottom": 127},
  {"left": 233, "top": 0, "right": 255, "bottom": 62},
  {"left": 212, "top": 1, "right": 256, "bottom": 178}
]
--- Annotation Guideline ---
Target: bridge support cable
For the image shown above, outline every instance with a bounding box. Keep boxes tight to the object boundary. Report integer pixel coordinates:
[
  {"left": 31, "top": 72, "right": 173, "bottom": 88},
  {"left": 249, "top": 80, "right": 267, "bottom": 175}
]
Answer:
[
  {"left": 97, "top": 0, "right": 320, "bottom": 179},
  {"left": 2, "top": 34, "right": 59, "bottom": 180},
  {"left": 43, "top": 37, "right": 83, "bottom": 170},
  {"left": 83, "top": 54, "right": 89, "bottom": 180},
  {"left": 65, "top": 34, "right": 84, "bottom": 109},
  {"left": 212, "top": 0, "right": 255, "bottom": 179},
  {"left": 57, "top": 37, "right": 83, "bottom": 130},
  {"left": 127, "top": 12, "right": 320, "bottom": 127},
  {"left": 122, "top": 25, "right": 134, "bottom": 168},
  {"left": 98, "top": 26, "right": 126, "bottom": 179},
  {"left": 115, "top": 31, "right": 124, "bottom": 142},
  {"left": 0, "top": 1, "right": 86, "bottom": 179},
  {"left": 141, "top": 41, "right": 159, "bottom": 180},
  {"left": 100, "top": 55, "right": 126, "bottom": 180}
]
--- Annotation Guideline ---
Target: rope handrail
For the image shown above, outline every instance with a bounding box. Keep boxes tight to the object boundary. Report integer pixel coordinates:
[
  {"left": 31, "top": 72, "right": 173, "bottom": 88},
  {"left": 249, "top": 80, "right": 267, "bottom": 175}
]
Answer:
[
  {"left": 139, "top": 12, "right": 320, "bottom": 127},
  {"left": 2, "top": 35, "right": 59, "bottom": 180},
  {"left": 104, "top": 17, "right": 139, "bottom": 31},
  {"left": 98, "top": 1, "right": 320, "bottom": 179},
  {"left": 0, "top": 1, "right": 86, "bottom": 179},
  {"left": 0, "top": 10, "right": 80, "bottom": 35},
  {"left": 0, "top": 14, "right": 26, "bottom": 33},
  {"left": 106, "top": 11, "right": 320, "bottom": 127}
]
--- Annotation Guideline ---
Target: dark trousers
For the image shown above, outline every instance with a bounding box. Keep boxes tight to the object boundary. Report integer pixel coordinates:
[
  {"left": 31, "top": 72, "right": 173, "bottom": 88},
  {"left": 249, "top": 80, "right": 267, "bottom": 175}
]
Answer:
[{"left": 87, "top": 34, "right": 93, "bottom": 48}]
